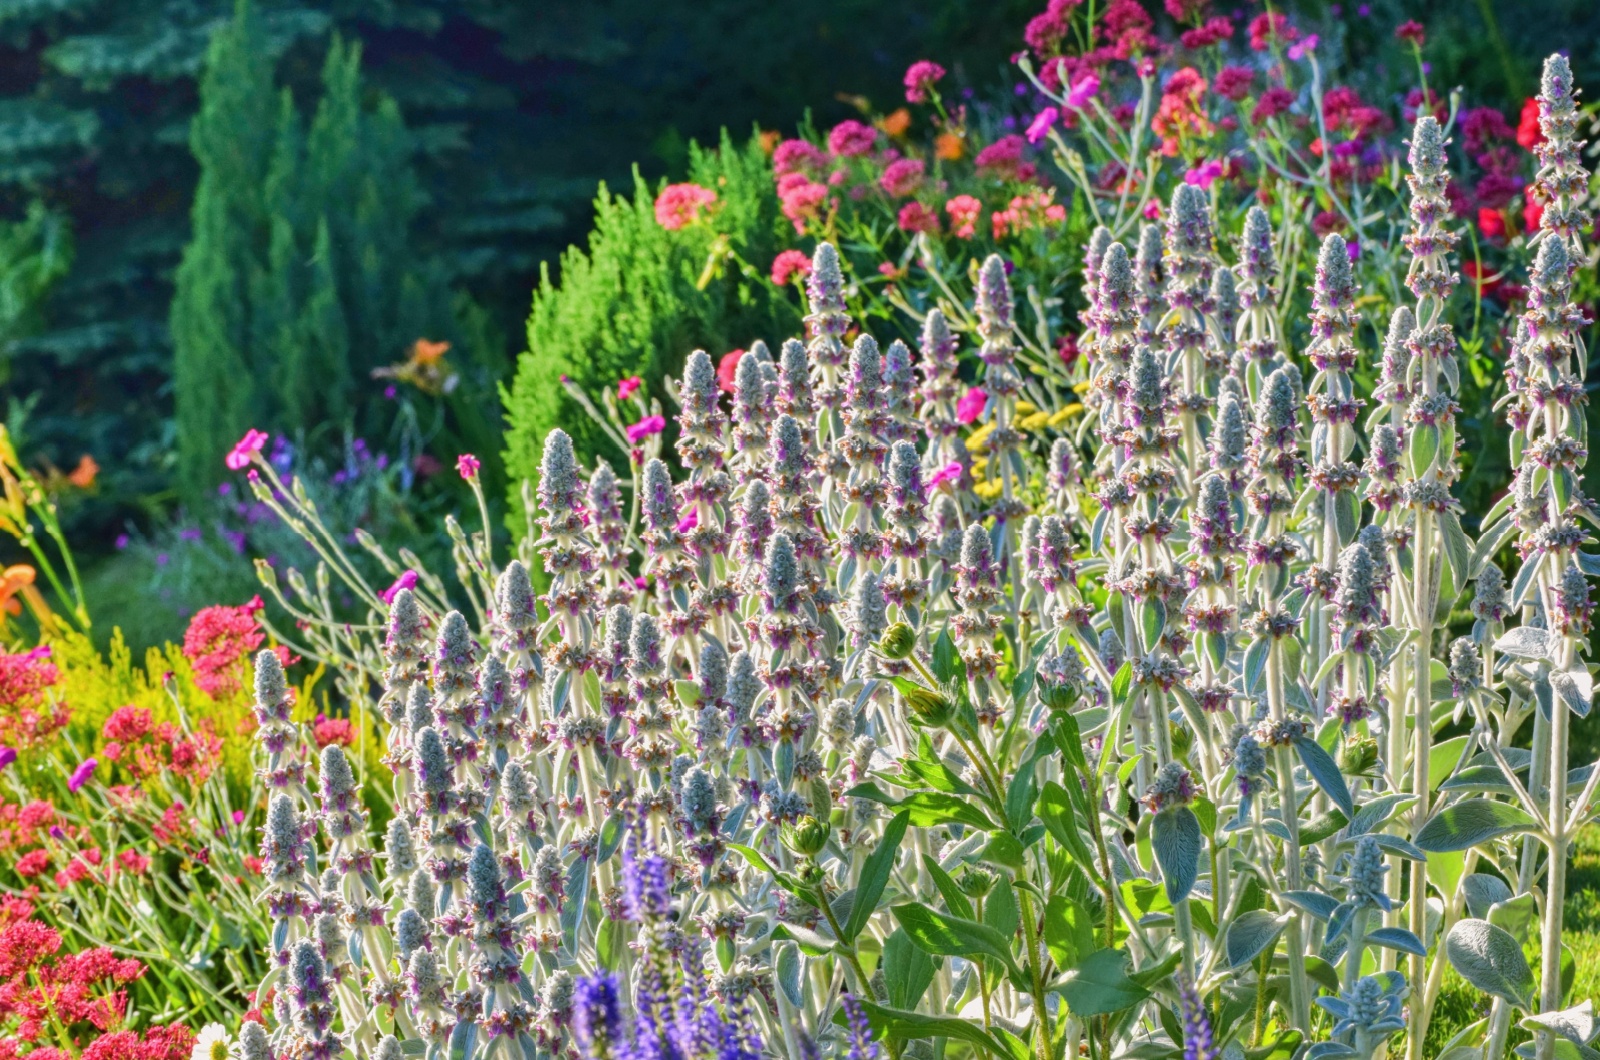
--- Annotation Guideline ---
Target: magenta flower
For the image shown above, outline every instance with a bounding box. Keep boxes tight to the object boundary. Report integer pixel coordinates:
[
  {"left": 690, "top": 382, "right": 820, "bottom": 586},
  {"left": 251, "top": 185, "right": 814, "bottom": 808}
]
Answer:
[
  {"left": 956, "top": 386, "right": 987, "bottom": 424},
  {"left": 903, "top": 60, "right": 947, "bottom": 103},
  {"left": 676, "top": 509, "right": 699, "bottom": 534},
  {"left": 654, "top": 183, "right": 716, "bottom": 230},
  {"left": 618, "top": 376, "right": 643, "bottom": 401},
  {"left": 225, "top": 428, "right": 269, "bottom": 471},
  {"left": 1026, "top": 107, "right": 1059, "bottom": 145},
  {"left": 1184, "top": 159, "right": 1224, "bottom": 188},
  {"left": 1065, "top": 74, "right": 1100, "bottom": 110},
  {"left": 457, "top": 453, "right": 481, "bottom": 479},
  {"left": 0, "top": 746, "right": 15, "bottom": 771},
  {"left": 626, "top": 415, "right": 667, "bottom": 443},
  {"left": 927, "top": 461, "right": 965, "bottom": 492},
  {"left": 232, "top": 810, "right": 247, "bottom": 825},
  {"left": 379, "top": 569, "right": 419, "bottom": 605},
  {"left": 68, "top": 757, "right": 98, "bottom": 793},
  {"left": 828, "top": 120, "right": 877, "bottom": 158},
  {"left": 1287, "top": 34, "right": 1319, "bottom": 60}
]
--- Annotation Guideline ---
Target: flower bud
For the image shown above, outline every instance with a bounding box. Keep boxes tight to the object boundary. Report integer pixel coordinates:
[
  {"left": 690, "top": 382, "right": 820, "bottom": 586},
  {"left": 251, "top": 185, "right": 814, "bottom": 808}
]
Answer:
[
  {"left": 879, "top": 622, "right": 917, "bottom": 660},
  {"left": 781, "top": 814, "right": 831, "bottom": 858},
  {"left": 956, "top": 864, "right": 998, "bottom": 898},
  {"left": 902, "top": 683, "right": 959, "bottom": 728}
]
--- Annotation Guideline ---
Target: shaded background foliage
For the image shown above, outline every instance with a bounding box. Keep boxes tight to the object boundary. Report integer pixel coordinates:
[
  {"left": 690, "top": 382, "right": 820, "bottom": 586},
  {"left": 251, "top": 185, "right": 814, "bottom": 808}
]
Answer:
[{"left": 0, "top": 0, "right": 1594, "bottom": 649}]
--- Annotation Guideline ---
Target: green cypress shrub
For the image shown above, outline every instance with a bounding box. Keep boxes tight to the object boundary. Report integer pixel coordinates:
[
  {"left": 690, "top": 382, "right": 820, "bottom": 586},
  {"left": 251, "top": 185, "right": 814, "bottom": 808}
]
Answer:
[
  {"left": 502, "top": 130, "right": 800, "bottom": 517},
  {"left": 173, "top": 1, "right": 504, "bottom": 499}
]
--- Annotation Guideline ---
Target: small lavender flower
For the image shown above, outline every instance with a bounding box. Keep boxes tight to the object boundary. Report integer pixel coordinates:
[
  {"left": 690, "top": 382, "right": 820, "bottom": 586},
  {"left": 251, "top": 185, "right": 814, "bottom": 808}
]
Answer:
[
  {"left": 1177, "top": 975, "right": 1219, "bottom": 1060},
  {"left": 573, "top": 971, "right": 627, "bottom": 1060}
]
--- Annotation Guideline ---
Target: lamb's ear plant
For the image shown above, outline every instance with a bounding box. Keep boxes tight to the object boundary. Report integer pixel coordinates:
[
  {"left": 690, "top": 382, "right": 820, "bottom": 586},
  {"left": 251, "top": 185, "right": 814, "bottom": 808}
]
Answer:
[{"left": 222, "top": 52, "right": 1599, "bottom": 1060}]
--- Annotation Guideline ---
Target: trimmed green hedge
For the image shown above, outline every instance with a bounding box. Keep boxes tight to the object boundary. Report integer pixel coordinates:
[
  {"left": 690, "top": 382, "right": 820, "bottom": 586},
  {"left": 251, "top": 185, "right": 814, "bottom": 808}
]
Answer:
[{"left": 502, "top": 130, "right": 801, "bottom": 521}]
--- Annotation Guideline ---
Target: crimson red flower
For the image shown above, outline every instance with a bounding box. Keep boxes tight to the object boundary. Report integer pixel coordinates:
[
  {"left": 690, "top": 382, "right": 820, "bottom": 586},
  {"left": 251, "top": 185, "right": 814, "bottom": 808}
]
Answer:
[
  {"left": 313, "top": 714, "right": 355, "bottom": 749},
  {"left": 1180, "top": 17, "right": 1233, "bottom": 49},
  {"left": 1214, "top": 65, "right": 1254, "bottom": 101},
  {"left": 1248, "top": 11, "right": 1295, "bottom": 51},
  {"left": 1525, "top": 195, "right": 1545, "bottom": 233},
  {"left": 1477, "top": 207, "right": 1507, "bottom": 240},
  {"left": 1394, "top": 20, "right": 1426, "bottom": 46},
  {"left": 716, "top": 349, "right": 744, "bottom": 395},
  {"left": 1251, "top": 87, "right": 1295, "bottom": 123},
  {"left": 1517, "top": 97, "right": 1544, "bottom": 150}
]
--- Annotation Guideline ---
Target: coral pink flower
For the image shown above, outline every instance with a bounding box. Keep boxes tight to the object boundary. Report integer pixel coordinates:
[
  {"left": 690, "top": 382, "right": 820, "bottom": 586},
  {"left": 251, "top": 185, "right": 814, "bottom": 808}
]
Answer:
[
  {"left": 770, "top": 249, "right": 813, "bottom": 286},
  {"left": 780, "top": 179, "right": 829, "bottom": 232},
  {"left": 225, "top": 428, "right": 268, "bottom": 471},
  {"left": 654, "top": 183, "right": 716, "bottom": 230},
  {"left": 828, "top": 120, "right": 877, "bottom": 157},
  {"left": 617, "top": 376, "right": 643, "bottom": 401},
  {"left": 945, "top": 195, "right": 983, "bottom": 239},
  {"left": 903, "top": 60, "right": 946, "bottom": 103},
  {"left": 956, "top": 387, "right": 987, "bottom": 424},
  {"left": 313, "top": 714, "right": 355, "bottom": 749},
  {"left": 183, "top": 602, "right": 266, "bottom": 697},
  {"left": 626, "top": 416, "right": 666, "bottom": 443}
]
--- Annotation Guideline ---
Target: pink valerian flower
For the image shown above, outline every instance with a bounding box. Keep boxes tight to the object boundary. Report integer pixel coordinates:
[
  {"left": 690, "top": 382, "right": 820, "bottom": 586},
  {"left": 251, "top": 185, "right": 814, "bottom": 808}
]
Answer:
[
  {"left": 626, "top": 416, "right": 667, "bottom": 443},
  {"left": 945, "top": 195, "right": 983, "bottom": 239},
  {"left": 654, "top": 183, "right": 716, "bottom": 230},
  {"left": 778, "top": 174, "right": 830, "bottom": 232},
  {"left": 897, "top": 201, "right": 940, "bottom": 234},
  {"left": 225, "top": 428, "right": 268, "bottom": 471},
  {"left": 879, "top": 158, "right": 925, "bottom": 197},
  {"left": 457, "top": 453, "right": 480, "bottom": 479},
  {"left": 771, "top": 249, "right": 813, "bottom": 286},
  {"left": 1184, "top": 159, "right": 1224, "bottom": 188},
  {"left": 379, "top": 569, "right": 418, "bottom": 605},
  {"left": 1153, "top": 67, "right": 1211, "bottom": 151},
  {"left": 927, "top": 462, "right": 965, "bottom": 492},
  {"left": 1025, "top": 107, "right": 1059, "bottom": 145},
  {"left": 956, "top": 387, "right": 987, "bottom": 424},
  {"left": 827, "top": 120, "right": 877, "bottom": 157},
  {"left": 1214, "top": 65, "right": 1254, "bottom": 101},
  {"left": 68, "top": 758, "right": 97, "bottom": 793},
  {"left": 1252, "top": 87, "right": 1295, "bottom": 123},
  {"left": 1024, "top": 0, "right": 1082, "bottom": 56},
  {"left": 903, "top": 60, "right": 946, "bottom": 103},
  {"left": 617, "top": 376, "right": 643, "bottom": 401},
  {"left": 1395, "top": 20, "right": 1426, "bottom": 46},
  {"left": 182, "top": 600, "right": 292, "bottom": 698},
  {"left": 773, "top": 139, "right": 828, "bottom": 177},
  {"left": 1248, "top": 11, "right": 1296, "bottom": 51},
  {"left": 1180, "top": 16, "right": 1234, "bottom": 48},
  {"left": 974, "top": 135, "right": 1034, "bottom": 181}
]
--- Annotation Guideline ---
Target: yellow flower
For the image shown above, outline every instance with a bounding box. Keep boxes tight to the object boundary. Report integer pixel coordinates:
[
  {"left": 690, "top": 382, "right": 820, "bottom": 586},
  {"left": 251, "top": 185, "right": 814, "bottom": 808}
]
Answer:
[
  {"left": 1019, "top": 412, "right": 1050, "bottom": 432},
  {"left": 1048, "top": 403, "right": 1085, "bottom": 427},
  {"left": 966, "top": 423, "right": 995, "bottom": 453},
  {"left": 1015, "top": 400, "right": 1039, "bottom": 417},
  {"left": 974, "top": 479, "right": 1004, "bottom": 501}
]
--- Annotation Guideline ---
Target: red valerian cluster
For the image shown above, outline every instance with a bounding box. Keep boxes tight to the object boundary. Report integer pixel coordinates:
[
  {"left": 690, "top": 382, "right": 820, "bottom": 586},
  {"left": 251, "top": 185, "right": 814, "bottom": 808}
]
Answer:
[
  {"left": 100, "top": 706, "right": 223, "bottom": 784},
  {"left": 0, "top": 647, "right": 67, "bottom": 749},
  {"left": 0, "top": 916, "right": 169, "bottom": 1057},
  {"left": 181, "top": 596, "right": 293, "bottom": 697}
]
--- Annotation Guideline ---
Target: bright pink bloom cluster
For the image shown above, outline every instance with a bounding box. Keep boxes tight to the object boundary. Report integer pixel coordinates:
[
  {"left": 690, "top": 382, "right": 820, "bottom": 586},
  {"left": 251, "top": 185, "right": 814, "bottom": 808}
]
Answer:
[
  {"left": 0, "top": 648, "right": 66, "bottom": 751},
  {"left": 626, "top": 415, "right": 667, "bottom": 444},
  {"left": 0, "top": 916, "right": 153, "bottom": 1052},
  {"left": 224, "top": 428, "right": 268, "bottom": 471},
  {"left": 903, "top": 60, "right": 946, "bottom": 103},
  {"left": 974, "top": 135, "right": 1035, "bottom": 181},
  {"left": 945, "top": 195, "right": 983, "bottom": 239},
  {"left": 827, "top": 120, "right": 877, "bottom": 158},
  {"left": 182, "top": 596, "right": 292, "bottom": 698},
  {"left": 879, "top": 158, "right": 925, "bottom": 198},
  {"left": 770, "top": 249, "right": 813, "bottom": 286},
  {"left": 653, "top": 183, "right": 717, "bottom": 230},
  {"left": 99, "top": 706, "right": 222, "bottom": 785}
]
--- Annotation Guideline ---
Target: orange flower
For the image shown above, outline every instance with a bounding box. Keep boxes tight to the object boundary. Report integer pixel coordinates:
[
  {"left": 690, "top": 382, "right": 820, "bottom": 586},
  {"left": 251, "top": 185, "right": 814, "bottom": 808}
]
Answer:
[
  {"left": 758, "top": 129, "right": 782, "bottom": 155},
  {"left": 0, "top": 564, "right": 38, "bottom": 618},
  {"left": 67, "top": 455, "right": 98, "bottom": 489},
  {"left": 412, "top": 339, "right": 451, "bottom": 365},
  {"left": 879, "top": 108, "right": 912, "bottom": 138},
  {"left": 935, "top": 132, "right": 965, "bottom": 161}
]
